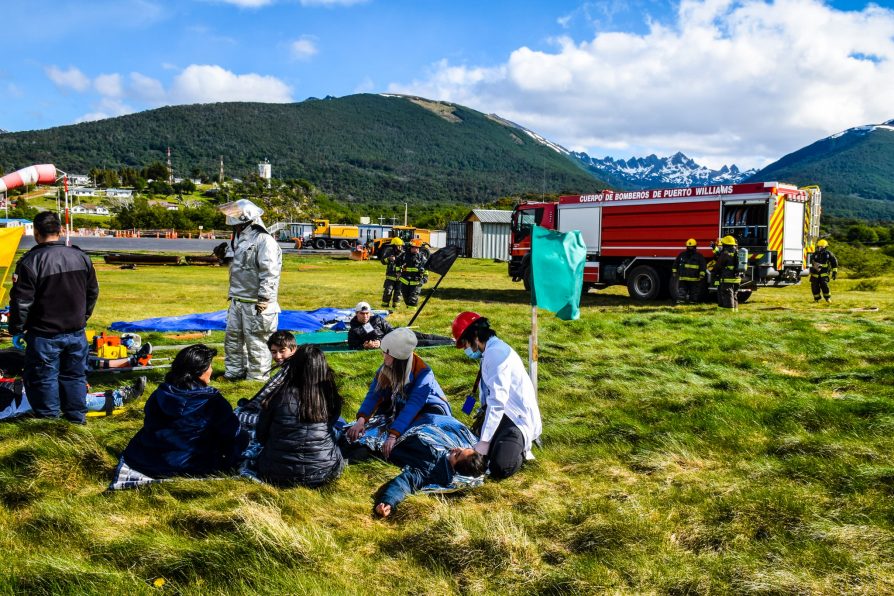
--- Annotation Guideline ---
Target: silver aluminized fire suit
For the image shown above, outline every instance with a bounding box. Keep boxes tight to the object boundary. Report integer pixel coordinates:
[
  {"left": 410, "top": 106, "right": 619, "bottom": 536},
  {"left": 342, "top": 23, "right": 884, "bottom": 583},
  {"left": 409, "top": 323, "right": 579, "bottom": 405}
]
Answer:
[{"left": 225, "top": 220, "right": 282, "bottom": 380}]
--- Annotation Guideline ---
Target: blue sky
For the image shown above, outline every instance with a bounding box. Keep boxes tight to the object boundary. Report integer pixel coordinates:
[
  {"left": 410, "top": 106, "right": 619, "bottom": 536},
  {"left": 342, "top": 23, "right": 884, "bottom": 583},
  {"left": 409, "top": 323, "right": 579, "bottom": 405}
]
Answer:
[{"left": 3, "top": 0, "right": 894, "bottom": 169}]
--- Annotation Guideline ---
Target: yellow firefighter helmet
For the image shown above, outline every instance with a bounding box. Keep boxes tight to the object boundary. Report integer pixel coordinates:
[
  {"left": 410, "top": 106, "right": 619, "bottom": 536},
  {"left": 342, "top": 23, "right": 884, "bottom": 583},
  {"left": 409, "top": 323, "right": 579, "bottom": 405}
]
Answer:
[
  {"left": 721, "top": 235, "right": 737, "bottom": 246},
  {"left": 817, "top": 239, "right": 828, "bottom": 248},
  {"left": 390, "top": 237, "right": 404, "bottom": 246},
  {"left": 686, "top": 238, "right": 697, "bottom": 247}
]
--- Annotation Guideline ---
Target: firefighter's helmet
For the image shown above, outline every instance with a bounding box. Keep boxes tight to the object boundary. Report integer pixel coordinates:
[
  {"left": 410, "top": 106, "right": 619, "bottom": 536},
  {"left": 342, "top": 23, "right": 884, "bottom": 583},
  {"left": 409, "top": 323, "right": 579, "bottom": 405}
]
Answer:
[
  {"left": 390, "top": 237, "right": 404, "bottom": 246},
  {"left": 817, "top": 239, "right": 829, "bottom": 248},
  {"left": 409, "top": 239, "right": 424, "bottom": 248},
  {"left": 451, "top": 311, "right": 482, "bottom": 348},
  {"left": 721, "top": 235, "right": 737, "bottom": 246},
  {"left": 686, "top": 238, "right": 697, "bottom": 247},
  {"left": 219, "top": 199, "right": 263, "bottom": 226}
]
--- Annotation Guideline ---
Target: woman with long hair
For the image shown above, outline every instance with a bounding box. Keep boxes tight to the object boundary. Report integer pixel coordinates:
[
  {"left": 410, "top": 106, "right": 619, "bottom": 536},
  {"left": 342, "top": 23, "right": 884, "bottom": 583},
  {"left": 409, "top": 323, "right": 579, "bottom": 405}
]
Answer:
[
  {"left": 255, "top": 344, "right": 345, "bottom": 487},
  {"left": 117, "top": 344, "right": 244, "bottom": 481},
  {"left": 346, "top": 327, "right": 451, "bottom": 459}
]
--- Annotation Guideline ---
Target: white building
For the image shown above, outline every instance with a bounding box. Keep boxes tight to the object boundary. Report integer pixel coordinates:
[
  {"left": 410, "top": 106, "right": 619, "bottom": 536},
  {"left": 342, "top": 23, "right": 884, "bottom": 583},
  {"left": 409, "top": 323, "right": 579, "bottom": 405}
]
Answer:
[{"left": 106, "top": 188, "right": 133, "bottom": 199}]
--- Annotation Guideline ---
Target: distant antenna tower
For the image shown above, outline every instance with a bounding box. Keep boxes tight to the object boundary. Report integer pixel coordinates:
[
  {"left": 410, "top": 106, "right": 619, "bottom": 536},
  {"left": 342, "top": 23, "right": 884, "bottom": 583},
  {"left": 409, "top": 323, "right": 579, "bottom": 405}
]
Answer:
[
  {"left": 219, "top": 156, "right": 225, "bottom": 185},
  {"left": 166, "top": 147, "right": 174, "bottom": 184}
]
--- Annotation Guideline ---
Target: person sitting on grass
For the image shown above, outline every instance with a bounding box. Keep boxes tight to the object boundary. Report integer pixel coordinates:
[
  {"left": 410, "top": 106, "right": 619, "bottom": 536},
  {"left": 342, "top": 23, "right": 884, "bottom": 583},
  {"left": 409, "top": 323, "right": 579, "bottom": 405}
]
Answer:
[
  {"left": 254, "top": 345, "right": 345, "bottom": 488},
  {"left": 234, "top": 330, "right": 298, "bottom": 452},
  {"left": 347, "top": 301, "right": 393, "bottom": 350},
  {"left": 109, "top": 344, "right": 245, "bottom": 489},
  {"left": 266, "top": 330, "right": 298, "bottom": 367},
  {"left": 373, "top": 414, "right": 486, "bottom": 518},
  {"left": 451, "top": 312, "right": 542, "bottom": 480},
  {"left": 346, "top": 327, "right": 451, "bottom": 460}
]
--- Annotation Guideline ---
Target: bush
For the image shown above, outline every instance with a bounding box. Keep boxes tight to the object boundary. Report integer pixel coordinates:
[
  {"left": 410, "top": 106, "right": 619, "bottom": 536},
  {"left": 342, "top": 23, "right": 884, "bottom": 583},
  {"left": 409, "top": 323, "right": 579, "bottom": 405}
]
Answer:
[{"left": 849, "top": 279, "right": 879, "bottom": 292}]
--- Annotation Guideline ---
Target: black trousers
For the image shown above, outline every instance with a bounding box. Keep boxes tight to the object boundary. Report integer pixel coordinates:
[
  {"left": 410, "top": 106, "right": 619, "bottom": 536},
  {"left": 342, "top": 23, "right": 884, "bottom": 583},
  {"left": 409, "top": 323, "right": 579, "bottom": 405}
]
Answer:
[
  {"left": 487, "top": 415, "right": 526, "bottom": 479},
  {"left": 401, "top": 283, "right": 423, "bottom": 306}
]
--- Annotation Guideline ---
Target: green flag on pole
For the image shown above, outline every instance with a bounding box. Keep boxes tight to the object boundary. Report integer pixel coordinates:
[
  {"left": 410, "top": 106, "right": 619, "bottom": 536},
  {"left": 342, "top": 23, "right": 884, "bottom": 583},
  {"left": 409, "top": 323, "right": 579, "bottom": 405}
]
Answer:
[{"left": 531, "top": 225, "right": 586, "bottom": 321}]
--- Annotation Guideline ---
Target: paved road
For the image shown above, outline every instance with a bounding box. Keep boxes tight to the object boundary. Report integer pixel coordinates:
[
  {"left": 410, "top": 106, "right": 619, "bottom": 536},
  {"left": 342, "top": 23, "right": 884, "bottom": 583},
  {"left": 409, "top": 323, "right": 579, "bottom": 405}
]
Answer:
[{"left": 16, "top": 236, "right": 341, "bottom": 255}]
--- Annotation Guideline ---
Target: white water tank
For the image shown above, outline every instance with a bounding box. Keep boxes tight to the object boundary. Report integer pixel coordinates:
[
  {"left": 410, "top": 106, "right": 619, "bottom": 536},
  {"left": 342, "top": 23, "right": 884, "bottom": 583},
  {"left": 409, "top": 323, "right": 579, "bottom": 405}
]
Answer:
[{"left": 258, "top": 159, "right": 271, "bottom": 181}]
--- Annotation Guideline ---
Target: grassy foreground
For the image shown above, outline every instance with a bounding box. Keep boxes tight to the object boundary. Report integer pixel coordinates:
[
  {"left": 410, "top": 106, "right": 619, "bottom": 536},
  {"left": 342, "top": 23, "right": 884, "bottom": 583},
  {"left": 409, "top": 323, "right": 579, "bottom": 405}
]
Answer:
[{"left": 1, "top": 254, "right": 893, "bottom": 595}]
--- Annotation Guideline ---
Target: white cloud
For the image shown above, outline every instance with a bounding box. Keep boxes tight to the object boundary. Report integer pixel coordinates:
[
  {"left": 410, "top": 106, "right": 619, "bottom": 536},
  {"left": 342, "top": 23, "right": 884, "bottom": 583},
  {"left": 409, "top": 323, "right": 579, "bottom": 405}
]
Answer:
[
  {"left": 94, "top": 73, "right": 123, "bottom": 98},
  {"left": 129, "top": 72, "right": 166, "bottom": 103},
  {"left": 390, "top": 0, "right": 894, "bottom": 168},
  {"left": 170, "top": 64, "right": 292, "bottom": 103},
  {"left": 290, "top": 36, "right": 319, "bottom": 60},
  {"left": 45, "top": 66, "right": 91, "bottom": 92},
  {"left": 75, "top": 98, "right": 134, "bottom": 124}
]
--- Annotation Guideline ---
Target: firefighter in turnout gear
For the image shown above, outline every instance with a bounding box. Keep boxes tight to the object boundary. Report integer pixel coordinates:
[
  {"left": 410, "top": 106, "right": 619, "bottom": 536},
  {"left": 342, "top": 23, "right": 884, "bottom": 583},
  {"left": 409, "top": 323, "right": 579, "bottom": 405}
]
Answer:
[
  {"left": 712, "top": 235, "right": 741, "bottom": 310},
  {"left": 218, "top": 199, "right": 283, "bottom": 381},
  {"left": 395, "top": 239, "right": 427, "bottom": 306},
  {"left": 674, "top": 238, "right": 707, "bottom": 304},
  {"left": 810, "top": 239, "right": 838, "bottom": 303},
  {"left": 381, "top": 237, "right": 404, "bottom": 308}
]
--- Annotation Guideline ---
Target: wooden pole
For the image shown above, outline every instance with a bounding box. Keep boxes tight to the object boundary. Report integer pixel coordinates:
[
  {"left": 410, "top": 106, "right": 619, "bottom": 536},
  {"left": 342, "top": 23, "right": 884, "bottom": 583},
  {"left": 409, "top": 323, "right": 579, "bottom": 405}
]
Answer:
[{"left": 530, "top": 304, "right": 538, "bottom": 396}]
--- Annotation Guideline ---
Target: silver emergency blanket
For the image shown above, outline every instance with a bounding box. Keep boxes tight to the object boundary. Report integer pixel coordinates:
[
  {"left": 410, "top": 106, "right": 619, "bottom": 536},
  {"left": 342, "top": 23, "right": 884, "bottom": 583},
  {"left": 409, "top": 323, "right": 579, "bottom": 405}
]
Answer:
[{"left": 349, "top": 415, "right": 484, "bottom": 494}]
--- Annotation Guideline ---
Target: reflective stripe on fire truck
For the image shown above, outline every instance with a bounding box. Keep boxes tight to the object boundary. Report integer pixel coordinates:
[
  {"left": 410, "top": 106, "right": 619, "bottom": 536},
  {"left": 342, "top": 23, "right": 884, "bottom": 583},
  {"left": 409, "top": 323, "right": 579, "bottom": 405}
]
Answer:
[{"left": 767, "top": 194, "right": 785, "bottom": 271}]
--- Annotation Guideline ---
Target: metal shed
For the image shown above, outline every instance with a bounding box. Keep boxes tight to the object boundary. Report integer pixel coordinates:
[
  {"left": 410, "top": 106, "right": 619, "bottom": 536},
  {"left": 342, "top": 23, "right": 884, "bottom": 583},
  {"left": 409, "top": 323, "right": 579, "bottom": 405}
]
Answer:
[{"left": 462, "top": 209, "right": 512, "bottom": 261}]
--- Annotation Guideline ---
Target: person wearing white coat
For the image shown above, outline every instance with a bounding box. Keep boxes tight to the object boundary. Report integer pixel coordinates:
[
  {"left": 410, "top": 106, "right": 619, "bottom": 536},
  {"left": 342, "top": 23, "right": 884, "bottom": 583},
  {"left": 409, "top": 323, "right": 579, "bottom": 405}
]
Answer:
[
  {"left": 451, "top": 311, "right": 542, "bottom": 479},
  {"left": 218, "top": 199, "right": 283, "bottom": 381}
]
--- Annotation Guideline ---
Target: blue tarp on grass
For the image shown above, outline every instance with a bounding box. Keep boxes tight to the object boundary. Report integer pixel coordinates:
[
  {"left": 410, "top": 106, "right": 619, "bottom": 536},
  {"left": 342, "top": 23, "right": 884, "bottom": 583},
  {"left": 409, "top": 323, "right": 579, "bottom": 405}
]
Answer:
[{"left": 109, "top": 308, "right": 357, "bottom": 333}]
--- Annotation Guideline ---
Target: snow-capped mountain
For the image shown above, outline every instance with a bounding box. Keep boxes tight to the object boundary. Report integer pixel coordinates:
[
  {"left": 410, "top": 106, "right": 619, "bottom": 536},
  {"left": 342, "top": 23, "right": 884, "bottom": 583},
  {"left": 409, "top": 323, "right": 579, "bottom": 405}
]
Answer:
[{"left": 571, "top": 151, "right": 756, "bottom": 189}]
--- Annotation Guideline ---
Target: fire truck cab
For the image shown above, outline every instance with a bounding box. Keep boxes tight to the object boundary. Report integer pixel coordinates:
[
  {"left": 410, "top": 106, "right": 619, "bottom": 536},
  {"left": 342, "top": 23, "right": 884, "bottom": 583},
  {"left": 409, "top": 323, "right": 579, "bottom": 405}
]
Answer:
[{"left": 509, "top": 182, "right": 822, "bottom": 301}]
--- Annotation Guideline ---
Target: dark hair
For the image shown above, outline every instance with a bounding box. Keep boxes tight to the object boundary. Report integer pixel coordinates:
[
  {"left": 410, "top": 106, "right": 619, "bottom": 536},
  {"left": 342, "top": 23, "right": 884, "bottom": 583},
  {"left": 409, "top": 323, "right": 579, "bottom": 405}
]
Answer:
[
  {"left": 454, "top": 451, "right": 487, "bottom": 477},
  {"left": 34, "top": 211, "right": 62, "bottom": 237},
  {"left": 375, "top": 355, "right": 409, "bottom": 397},
  {"left": 266, "top": 330, "right": 297, "bottom": 351},
  {"left": 165, "top": 344, "right": 217, "bottom": 388},
  {"left": 265, "top": 345, "right": 342, "bottom": 424},
  {"left": 460, "top": 317, "right": 496, "bottom": 347}
]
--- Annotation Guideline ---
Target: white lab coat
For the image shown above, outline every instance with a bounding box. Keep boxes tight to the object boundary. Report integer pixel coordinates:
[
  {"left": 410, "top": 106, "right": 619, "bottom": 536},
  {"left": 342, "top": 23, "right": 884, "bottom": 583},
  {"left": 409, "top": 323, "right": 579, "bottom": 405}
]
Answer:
[{"left": 478, "top": 336, "right": 542, "bottom": 453}]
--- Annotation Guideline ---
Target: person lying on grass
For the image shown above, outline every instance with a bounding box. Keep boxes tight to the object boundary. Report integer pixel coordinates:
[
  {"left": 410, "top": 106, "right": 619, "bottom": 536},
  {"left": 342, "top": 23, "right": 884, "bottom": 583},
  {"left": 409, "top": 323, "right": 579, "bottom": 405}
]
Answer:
[
  {"left": 346, "top": 327, "right": 451, "bottom": 460},
  {"left": 373, "top": 414, "right": 486, "bottom": 518},
  {"left": 109, "top": 344, "right": 246, "bottom": 489},
  {"left": 1, "top": 376, "right": 147, "bottom": 420},
  {"left": 252, "top": 344, "right": 345, "bottom": 488}
]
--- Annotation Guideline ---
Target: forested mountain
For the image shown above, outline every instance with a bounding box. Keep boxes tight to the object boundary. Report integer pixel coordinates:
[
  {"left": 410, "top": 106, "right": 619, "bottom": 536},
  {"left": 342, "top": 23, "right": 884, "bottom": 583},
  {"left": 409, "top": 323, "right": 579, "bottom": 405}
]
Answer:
[
  {"left": 750, "top": 121, "right": 894, "bottom": 220},
  {"left": 0, "top": 94, "right": 603, "bottom": 205}
]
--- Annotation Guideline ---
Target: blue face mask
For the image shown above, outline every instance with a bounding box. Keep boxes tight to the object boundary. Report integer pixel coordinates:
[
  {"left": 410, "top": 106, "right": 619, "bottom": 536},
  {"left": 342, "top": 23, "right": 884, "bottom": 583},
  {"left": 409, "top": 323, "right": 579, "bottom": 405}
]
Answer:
[{"left": 464, "top": 347, "right": 482, "bottom": 360}]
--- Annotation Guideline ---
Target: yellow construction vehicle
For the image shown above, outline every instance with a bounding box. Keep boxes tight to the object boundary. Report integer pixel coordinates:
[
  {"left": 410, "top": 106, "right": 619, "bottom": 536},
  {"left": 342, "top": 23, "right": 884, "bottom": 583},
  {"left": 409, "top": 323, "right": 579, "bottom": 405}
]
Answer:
[
  {"left": 310, "top": 219, "right": 360, "bottom": 250},
  {"left": 369, "top": 226, "right": 431, "bottom": 260}
]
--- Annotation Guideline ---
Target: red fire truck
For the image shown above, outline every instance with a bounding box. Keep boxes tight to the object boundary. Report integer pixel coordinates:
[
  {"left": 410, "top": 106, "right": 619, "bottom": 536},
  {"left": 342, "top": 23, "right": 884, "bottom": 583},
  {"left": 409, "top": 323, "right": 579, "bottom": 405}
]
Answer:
[{"left": 508, "top": 182, "right": 822, "bottom": 301}]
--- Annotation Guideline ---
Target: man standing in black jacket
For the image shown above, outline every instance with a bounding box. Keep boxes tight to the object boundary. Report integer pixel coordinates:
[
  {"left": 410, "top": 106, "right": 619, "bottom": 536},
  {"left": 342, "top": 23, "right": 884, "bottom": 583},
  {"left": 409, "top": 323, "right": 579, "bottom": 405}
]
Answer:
[{"left": 8, "top": 212, "right": 99, "bottom": 423}]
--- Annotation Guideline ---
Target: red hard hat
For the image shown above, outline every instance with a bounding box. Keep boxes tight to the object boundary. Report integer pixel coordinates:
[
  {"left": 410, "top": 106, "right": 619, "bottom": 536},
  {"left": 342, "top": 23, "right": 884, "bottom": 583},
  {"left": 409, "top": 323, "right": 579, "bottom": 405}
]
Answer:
[{"left": 451, "top": 311, "right": 481, "bottom": 347}]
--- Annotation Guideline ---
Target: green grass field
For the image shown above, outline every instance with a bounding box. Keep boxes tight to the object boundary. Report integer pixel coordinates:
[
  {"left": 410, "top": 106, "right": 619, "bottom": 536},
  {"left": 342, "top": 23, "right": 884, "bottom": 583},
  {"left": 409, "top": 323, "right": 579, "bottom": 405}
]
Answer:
[{"left": 2, "top": 255, "right": 893, "bottom": 595}]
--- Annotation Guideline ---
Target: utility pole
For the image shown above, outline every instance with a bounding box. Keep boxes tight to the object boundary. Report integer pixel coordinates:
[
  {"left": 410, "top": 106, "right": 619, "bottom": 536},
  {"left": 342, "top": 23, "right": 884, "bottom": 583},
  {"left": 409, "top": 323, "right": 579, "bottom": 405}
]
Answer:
[
  {"left": 404, "top": 203, "right": 408, "bottom": 226},
  {"left": 219, "top": 155, "right": 224, "bottom": 185},
  {"left": 166, "top": 147, "right": 174, "bottom": 184}
]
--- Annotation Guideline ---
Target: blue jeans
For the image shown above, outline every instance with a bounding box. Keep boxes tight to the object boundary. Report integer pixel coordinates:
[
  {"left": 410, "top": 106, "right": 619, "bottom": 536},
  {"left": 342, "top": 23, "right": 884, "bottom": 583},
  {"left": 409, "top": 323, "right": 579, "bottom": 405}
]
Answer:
[{"left": 23, "top": 330, "right": 89, "bottom": 423}]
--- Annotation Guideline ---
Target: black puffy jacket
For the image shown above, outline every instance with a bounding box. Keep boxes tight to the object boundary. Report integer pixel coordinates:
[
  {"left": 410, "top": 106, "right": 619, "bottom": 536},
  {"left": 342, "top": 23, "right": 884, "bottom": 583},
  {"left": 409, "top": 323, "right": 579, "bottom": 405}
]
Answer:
[
  {"left": 347, "top": 315, "right": 393, "bottom": 349},
  {"left": 255, "top": 388, "right": 344, "bottom": 488}
]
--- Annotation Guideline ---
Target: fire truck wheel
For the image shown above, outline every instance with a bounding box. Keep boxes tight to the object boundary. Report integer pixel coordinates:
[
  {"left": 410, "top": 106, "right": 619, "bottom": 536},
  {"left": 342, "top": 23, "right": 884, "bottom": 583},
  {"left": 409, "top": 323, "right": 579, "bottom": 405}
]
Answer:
[
  {"left": 338, "top": 239, "right": 351, "bottom": 250},
  {"left": 737, "top": 289, "right": 753, "bottom": 303},
  {"left": 522, "top": 266, "right": 532, "bottom": 292},
  {"left": 626, "top": 265, "right": 661, "bottom": 301},
  {"left": 313, "top": 238, "right": 327, "bottom": 250}
]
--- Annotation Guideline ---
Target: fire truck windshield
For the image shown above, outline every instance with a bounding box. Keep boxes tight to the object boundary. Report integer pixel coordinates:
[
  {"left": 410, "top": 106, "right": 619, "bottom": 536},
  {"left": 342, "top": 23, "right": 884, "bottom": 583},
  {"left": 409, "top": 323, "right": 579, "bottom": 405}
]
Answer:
[{"left": 512, "top": 207, "right": 543, "bottom": 241}]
